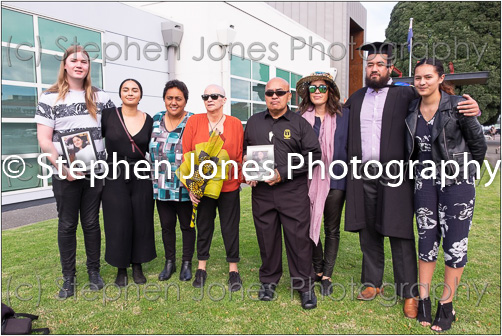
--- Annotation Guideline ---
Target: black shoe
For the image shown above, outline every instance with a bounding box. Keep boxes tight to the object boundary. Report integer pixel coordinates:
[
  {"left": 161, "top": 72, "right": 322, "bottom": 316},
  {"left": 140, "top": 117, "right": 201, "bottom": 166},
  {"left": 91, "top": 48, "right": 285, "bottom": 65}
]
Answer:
[
  {"left": 192, "top": 269, "right": 207, "bottom": 288},
  {"left": 179, "top": 261, "right": 192, "bottom": 281},
  {"left": 228, "top": 272, "right": 242, "bottom": 292},
  {"left": 88, "top": 271, "right": 104, "bottom": 290},
  {"left": 432, "top": 301, "right": 456, "bottom": 332},
  {"left": 115, "top": 268, "right": 128, "bottom": 287},
  {"left": 159, "top": 260, "right": 176, "bottom": 281},
  {"left": 417, "top": 297, "right": 432, "bottom": 325},
  {"left": 300, "top": 290, "right": 317, "bottom": 309},
  {"left": 258, "top": 283, "right": 276, "bottom": 301},
  {"left": 132, "top": 263, "right": 146, "bottom": 284},
  {"left": 320, "top": 279, "right": 333, "bottom": 296},
  {"left": 58, "top": 276, "right": 76, "bottom": 299}
]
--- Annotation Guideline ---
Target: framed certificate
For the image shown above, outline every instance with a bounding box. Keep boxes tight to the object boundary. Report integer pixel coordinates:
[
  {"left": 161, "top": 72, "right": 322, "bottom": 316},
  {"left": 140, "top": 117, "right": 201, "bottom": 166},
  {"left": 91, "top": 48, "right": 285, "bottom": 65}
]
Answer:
[
  {"left": 245, "top": 144, "right": 275, "bottom": 181},
  {"left": 60, "top": 131, "right": 99, "bottom": 173}
]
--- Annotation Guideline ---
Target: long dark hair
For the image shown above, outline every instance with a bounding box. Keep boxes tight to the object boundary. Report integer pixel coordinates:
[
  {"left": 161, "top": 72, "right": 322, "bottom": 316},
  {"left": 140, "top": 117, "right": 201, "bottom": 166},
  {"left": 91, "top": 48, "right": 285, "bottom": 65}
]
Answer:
[
  {"left": 68, "top": 135, "right": 89, "bottom": 152},
  {"left": 298, "top": 81, "right": 341, "bottom": 116},
  {"left": 414, "top": 58, "right": 455, "bottom": 95}
]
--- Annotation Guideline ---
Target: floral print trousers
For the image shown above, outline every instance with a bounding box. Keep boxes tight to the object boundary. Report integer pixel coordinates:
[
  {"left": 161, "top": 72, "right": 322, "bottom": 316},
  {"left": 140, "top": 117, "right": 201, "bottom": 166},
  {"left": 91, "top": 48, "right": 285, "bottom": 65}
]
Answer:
[{"left": 414, "top": 177, "right": 475, "bottom": 268}]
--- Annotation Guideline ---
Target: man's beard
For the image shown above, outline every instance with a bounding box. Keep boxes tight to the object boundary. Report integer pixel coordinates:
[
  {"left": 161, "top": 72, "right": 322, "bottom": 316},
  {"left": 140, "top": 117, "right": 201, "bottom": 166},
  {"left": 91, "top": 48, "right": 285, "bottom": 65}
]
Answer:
[{"left": 365, "top": 72, "right": 390, "bottom": 89}]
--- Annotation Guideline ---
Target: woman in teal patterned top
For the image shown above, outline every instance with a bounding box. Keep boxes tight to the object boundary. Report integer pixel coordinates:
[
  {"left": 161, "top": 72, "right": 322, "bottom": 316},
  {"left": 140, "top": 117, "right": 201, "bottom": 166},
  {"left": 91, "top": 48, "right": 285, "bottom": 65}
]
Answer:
[{"left": 150, "top": 80, "right": 195, "bottom": 282}]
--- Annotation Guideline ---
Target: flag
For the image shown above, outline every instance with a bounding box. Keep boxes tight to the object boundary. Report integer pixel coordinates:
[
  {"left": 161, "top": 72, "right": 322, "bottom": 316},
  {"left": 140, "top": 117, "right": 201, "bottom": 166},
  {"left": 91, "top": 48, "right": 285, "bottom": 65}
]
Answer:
[{"left": 407, "top": 19, "right": 414, "bottom": 53}]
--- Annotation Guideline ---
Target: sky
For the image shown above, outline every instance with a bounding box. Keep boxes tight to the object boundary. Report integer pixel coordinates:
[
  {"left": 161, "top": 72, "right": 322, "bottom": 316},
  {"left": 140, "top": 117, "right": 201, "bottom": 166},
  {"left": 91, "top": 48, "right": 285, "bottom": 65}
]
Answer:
[{"left": 361, "top": 2, "right": 398, "bottom": 43}]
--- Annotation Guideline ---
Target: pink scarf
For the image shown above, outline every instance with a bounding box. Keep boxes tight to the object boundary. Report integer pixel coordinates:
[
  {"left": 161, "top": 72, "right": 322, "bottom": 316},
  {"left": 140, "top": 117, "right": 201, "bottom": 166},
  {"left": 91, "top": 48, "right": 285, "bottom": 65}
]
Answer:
[{"left": 302, "top": 106, "right": 336, "bottom": 245}]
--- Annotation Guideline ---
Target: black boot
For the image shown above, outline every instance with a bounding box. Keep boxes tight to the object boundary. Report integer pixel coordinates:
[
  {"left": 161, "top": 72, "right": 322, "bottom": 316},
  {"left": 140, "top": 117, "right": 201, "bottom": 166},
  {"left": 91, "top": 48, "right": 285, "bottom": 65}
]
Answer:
[
  {"left": 432, "top": 301, "right": 456, "bottom": 332},
  {"left": 88, "top": 271, "right": 104, "bottom": 291},
  {"left": 58, "top": 276, "right": 76, "bottom": 299},
  {"left": 159, "top": 260, "right": 176, "bottom": 281},
  {"left": 132, "top": 263, "right": 146, "bottom": 284},
  {"left": 417, "top": 297, "right": 432, "bottom": 325},
  {"left": 115, "top": 268, "right": 128, "bottom": 287},
  {"left": 179, "top": 261, "right": 192, "bottom": 281}
]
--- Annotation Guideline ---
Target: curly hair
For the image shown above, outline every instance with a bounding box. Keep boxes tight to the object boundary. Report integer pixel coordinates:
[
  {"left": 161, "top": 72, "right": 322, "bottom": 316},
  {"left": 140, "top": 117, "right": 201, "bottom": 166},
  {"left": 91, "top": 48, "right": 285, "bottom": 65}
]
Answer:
[
  {"left": 162, "top": 79, "right": 189, "bottom": 101},
  {"left": 298, "top": 81, "right": 342, "bottom": 116}
]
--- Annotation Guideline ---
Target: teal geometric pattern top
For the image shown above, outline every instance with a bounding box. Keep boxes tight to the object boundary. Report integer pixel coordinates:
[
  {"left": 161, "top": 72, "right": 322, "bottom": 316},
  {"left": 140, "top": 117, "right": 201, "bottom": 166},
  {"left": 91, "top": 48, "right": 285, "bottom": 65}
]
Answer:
[{"left": 149, "top": 111, "right": 193, "bottom": 201}]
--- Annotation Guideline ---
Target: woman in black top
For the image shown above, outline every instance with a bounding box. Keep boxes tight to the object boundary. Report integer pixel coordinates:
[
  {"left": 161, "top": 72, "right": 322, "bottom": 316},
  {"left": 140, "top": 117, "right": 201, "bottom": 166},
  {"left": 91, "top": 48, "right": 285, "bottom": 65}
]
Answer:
[
  {"left": 101, "top": 79, "right": 156, "bottom": 286},
  {"left": 405, "top": 59, "right": 486, "bottom": 332}
]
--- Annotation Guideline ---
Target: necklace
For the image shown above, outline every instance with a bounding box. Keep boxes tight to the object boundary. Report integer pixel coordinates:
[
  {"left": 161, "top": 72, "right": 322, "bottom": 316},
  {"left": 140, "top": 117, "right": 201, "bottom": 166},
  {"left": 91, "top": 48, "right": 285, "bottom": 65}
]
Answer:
[
  {"left": 166, "top": 112, "right": 185, "bottom": 131},
  {"left": 208, "top": 114, "right": 225, "bottom": 134}
]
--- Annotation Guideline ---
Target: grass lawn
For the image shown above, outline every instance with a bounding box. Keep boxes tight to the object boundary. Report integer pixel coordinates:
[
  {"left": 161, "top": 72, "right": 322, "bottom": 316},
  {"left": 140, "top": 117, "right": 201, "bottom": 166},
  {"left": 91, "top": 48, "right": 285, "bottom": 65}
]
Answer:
[{"left": 2, "top": 172, "right": 500, "bottom": 334}]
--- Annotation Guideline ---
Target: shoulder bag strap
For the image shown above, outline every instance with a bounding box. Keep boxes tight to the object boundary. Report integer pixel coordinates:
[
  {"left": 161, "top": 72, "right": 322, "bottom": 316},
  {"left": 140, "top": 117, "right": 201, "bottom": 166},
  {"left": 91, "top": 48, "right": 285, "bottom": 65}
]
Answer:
[{"left": 115, "top": 108, "right": 145, "bottom": 158}]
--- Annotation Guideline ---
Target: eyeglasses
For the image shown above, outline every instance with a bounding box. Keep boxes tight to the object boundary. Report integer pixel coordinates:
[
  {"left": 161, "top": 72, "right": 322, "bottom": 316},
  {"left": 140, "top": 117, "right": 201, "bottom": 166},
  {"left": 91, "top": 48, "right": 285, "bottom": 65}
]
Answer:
[
  {"left": 308, "top": 85, "right": 328, "bottom": 93},
  {"left": 264, "top": 90, "right": 289, "bottom": 97},
  {"left": 201, "top": 94, "right": 225, "bottom": 101}
]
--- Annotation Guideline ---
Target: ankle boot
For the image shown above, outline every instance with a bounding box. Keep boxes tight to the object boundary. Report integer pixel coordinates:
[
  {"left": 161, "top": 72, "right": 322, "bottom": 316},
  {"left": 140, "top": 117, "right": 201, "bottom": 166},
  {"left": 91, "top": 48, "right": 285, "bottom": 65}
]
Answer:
[
  {"left": 432, "top": 301, "right": 456, "bottom": 332},
  {"left": 132, "top": 263, "right": 146, "bottom": 284},
  {"left": 115, "top": 268, "right": 128, "bottom": 287},
  {"left": 158, "top": 260, "right": 176, "bottom": 281},
  {"left": 179, "top": 261, "right": 192, "bottom": 281}
]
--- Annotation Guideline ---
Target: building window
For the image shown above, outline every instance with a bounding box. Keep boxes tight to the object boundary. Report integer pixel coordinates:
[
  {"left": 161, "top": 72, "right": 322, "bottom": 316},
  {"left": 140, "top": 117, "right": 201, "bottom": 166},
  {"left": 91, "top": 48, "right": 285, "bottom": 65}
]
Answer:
[
  {"left": 1, "top": 6, "right": 104, "bottom": 194},
  {"left": 230, "top": 56, "right": 269, "bottom": 123},
  {"left": 276, "top": 68, "right": 302, "bottom": 112},
  {"left": 230, "top": 56, "right": 302, "bottom": 122}
]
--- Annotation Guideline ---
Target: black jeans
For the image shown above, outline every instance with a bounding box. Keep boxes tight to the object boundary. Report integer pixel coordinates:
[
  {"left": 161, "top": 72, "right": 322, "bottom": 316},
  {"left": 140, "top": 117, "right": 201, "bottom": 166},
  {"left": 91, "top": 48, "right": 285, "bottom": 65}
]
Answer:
[
  {"left": 312, "top": 189, "right": 345, "bottom": 278},
  {"left": 156, "top": 200, "right": 195, "bottom": 262},
  {"left": 52, "top": 177, "right": 103, "bottom": 277}
]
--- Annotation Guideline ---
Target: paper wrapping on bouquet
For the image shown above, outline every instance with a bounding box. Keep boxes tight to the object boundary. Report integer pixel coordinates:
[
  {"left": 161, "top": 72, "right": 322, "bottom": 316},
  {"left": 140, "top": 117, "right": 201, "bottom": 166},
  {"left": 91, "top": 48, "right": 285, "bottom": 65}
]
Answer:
[{"left": 176, "top": 131, "right": 230, "bottom": 227}]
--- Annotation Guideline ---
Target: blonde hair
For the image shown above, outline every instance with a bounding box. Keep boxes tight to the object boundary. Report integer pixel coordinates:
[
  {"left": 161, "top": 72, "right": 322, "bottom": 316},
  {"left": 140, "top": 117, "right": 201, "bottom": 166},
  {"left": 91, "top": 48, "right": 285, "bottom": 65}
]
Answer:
[{"left": 46, "top": 45, "right": 98, "bottom": 119}]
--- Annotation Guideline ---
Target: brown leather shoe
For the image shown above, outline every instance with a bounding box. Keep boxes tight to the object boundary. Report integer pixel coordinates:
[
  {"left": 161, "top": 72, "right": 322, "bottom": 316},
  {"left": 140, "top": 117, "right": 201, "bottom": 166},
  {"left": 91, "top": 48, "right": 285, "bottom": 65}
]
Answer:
[
  {"left": 403, "top": 297, "right": 418, "bottom": 319},
  {"left": 357, "top": 287, "right": 382, "bottom": 300}
]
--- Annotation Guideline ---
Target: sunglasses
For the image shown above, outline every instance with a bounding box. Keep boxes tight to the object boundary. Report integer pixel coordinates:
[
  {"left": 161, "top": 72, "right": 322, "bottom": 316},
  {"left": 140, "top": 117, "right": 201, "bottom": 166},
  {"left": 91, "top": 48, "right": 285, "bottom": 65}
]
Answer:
[
  {"left": 264, "top": 90, "right": 289, "bottom": 97},
  {"left": 201, "top": 94, "right": 225, "bottom": 101},
  {"left": 308, "top": 85, "right": 328, "bottom": 93}
]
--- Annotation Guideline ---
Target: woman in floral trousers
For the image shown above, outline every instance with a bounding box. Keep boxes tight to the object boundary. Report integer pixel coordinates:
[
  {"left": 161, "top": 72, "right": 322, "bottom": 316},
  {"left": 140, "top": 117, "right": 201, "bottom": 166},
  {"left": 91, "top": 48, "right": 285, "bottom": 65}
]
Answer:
[{"left": 405, "top": 58, "right": 486, "bottom": 332}]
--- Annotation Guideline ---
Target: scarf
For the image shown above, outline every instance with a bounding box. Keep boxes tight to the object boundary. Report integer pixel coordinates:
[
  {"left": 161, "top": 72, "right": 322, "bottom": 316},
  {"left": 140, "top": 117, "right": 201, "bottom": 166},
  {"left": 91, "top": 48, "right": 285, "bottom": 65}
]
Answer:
[{"left": 302, "top": 106, "right": 337, "bottom": 245}]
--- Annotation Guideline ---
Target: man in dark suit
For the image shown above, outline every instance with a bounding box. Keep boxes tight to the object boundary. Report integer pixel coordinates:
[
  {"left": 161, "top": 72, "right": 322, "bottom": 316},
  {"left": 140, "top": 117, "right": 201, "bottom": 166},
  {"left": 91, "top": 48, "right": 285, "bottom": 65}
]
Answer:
[{"left": 344, "top": 42, "right": 480, "bottom": 318}]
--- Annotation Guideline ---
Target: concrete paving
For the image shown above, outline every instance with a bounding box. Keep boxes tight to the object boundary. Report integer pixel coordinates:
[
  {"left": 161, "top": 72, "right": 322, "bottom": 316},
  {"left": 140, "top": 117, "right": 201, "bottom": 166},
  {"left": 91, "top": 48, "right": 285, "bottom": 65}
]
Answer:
[{"left": 2, "top": 138, "right": 500, "bottom": 230}]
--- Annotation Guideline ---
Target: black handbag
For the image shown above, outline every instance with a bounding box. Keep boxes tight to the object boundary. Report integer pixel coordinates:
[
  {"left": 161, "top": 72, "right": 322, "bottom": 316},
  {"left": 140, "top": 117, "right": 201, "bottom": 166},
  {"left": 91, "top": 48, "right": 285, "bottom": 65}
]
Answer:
[{"left": 1, "top": 303, "right": 49, "bottom": 334}]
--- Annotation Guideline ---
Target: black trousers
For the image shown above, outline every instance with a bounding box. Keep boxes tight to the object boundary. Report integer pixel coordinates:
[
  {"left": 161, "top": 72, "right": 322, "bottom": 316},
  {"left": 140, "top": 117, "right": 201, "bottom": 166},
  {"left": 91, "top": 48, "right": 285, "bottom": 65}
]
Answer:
[
  {"left": 102, "top": 175, "right": 156, "bottom": 268},
  {"left": 196, "top": 189, "right": 240, "bottom": 263},
  {"left": 359, "top": 178, "right": 418, "bottom": 298},
  {"left": 156, "top": 200, "right": 195, "bottom": 262},
  {"left": 52, "top": 177, "right": 102, "bottom": 277},
  {"left": 252, "top": 179, "right": 315, "bottom": 293},
  {"left": 312, "top": 189, "right": 345, "bottom": 278}
]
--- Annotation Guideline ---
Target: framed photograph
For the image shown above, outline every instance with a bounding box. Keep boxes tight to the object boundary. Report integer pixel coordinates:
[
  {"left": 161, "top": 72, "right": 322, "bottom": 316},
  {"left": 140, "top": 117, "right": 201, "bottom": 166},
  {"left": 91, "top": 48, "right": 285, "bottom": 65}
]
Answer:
[
  {"left": 60, "top": 131, "right": 99, "bottom": 173},
  {"left": 245, "top": 145, "right": 275, "bottom": 181}
]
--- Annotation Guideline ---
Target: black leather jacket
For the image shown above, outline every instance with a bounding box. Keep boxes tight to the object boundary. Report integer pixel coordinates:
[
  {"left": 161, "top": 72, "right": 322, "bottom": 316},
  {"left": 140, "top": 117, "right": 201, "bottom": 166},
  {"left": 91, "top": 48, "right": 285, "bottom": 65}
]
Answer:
[{"left": 405, "top": 90, "right": 487, "bottom": 185}]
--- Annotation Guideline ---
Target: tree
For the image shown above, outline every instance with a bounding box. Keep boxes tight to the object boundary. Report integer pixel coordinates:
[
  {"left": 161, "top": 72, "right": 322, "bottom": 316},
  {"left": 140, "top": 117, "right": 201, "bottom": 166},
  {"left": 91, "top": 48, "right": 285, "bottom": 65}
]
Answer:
[{"left": 386, "top": 2, "right": 501, "bottom": 124}]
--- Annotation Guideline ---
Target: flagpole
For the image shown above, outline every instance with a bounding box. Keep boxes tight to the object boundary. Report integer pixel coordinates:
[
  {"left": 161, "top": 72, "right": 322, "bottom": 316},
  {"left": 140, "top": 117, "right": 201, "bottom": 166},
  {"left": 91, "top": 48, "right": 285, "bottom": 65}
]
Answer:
[{"left": 408, "top": 18, "right": 414, "bottom": 77}]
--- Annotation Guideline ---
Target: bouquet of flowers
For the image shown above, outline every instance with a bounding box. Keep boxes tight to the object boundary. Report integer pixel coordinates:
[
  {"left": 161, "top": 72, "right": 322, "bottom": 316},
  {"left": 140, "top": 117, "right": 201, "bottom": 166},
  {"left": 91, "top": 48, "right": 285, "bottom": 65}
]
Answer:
[{"left": 176, "top": 131, "right": 230, "bottom": 227}]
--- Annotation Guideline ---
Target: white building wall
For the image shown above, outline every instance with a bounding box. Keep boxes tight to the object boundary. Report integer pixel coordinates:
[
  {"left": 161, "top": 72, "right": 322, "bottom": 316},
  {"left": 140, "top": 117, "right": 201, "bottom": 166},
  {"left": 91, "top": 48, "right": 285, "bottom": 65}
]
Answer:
[{"left": 127, "top": 1, "right": 334, "bottom": 115}]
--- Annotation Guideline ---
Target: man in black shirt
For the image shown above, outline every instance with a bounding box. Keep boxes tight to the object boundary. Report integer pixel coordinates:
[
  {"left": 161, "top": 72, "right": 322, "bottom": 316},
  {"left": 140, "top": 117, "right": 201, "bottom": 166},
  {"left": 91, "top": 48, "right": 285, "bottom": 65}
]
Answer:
[{"left": 243, "top": 77, "right": 321, "bottom": 309}]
